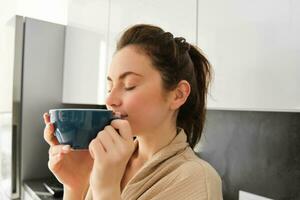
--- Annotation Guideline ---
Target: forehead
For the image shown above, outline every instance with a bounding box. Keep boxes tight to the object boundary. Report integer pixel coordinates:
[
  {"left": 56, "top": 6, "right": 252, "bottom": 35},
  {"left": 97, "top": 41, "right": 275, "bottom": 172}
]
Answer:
[{"left": 108, "top": 45, "right": 156, "bottom": 79}]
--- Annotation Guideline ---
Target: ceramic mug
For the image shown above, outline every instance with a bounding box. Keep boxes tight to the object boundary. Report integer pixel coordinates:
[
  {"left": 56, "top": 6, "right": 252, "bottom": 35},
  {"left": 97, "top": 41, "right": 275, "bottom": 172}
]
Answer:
[{"left": 49, "top": 109, "right": 118, "bottom": 149}]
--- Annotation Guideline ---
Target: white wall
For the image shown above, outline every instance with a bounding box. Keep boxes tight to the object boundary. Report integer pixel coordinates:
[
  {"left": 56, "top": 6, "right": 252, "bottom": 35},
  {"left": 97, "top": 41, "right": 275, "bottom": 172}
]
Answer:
[
  {"left": 16, "top": 0, "right": 69, "bottom": 25},
  {"left": 0, "top": 0, "right": 17, "bottom": 112}
]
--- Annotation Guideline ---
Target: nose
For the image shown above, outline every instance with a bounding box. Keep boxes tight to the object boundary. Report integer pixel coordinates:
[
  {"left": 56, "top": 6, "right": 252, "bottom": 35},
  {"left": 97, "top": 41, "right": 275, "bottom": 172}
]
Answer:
[{"left": 105, "top": 88, "right": 122, "bottom": 109}]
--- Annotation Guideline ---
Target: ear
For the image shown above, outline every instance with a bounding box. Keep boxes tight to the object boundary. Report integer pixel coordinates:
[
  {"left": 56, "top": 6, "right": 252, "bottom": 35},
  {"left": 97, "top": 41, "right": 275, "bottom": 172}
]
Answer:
[{"left": 169, "top": 80, "right": 191, "bottom": 110}]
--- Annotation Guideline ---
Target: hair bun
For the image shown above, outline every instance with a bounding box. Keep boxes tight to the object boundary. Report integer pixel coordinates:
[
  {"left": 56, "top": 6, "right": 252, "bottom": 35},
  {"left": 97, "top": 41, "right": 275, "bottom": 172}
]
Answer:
[
  {"left": 163, "top": 32, "right": 174, "bottom": 41},
  {"left": 174, "top": 37, "right": 191, "bottom": 52}
]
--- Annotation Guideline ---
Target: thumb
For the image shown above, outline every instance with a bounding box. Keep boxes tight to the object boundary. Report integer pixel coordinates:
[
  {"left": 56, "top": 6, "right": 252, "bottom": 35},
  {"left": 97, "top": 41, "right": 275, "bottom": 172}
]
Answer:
[
  {"left": 89, "top": 143, "right": 95, "bottom": 160},
  {"left": 88, "top": 139, "right": 105, "bottom": 161}
]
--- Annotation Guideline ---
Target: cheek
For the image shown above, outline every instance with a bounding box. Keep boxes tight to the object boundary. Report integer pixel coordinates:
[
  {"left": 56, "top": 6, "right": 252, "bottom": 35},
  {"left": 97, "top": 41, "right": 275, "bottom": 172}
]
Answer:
[
  {"left": 126, "top": 90, "right": 161, "bottom": 114},
  {"left": 125, "top": 89, "right": 167, "bottom": 129}
]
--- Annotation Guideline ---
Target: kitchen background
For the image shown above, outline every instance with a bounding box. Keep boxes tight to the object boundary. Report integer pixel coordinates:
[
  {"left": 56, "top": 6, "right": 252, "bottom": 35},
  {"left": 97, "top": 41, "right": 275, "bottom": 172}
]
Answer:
[{"left": 0, "top": 0, "right": 299, "bottom": 200}]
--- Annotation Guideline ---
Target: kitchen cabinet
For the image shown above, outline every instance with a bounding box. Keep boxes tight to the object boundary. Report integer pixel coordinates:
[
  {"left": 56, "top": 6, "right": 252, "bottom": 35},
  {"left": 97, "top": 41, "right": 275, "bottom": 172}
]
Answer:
[
  {"left": 197, "top": 0, "right": 300, "bottom": 111},
  {"left": 62, "top": 0, "right": 110, "bottom": 105},
  {"left": 108, "top": 0, "right": 197, "bottom": 68},
  {"left": 63, "top": 0, "right": 300, "bottom": 111},
  {"left": 63, "top": 0, "right": 197, "bottom": 105}
]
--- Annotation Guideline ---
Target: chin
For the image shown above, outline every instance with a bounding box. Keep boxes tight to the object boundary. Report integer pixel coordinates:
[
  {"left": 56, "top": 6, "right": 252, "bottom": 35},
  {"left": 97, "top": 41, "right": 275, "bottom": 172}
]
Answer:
[{"left": 125, "top": 119, "right": 148, "bottom": 136}]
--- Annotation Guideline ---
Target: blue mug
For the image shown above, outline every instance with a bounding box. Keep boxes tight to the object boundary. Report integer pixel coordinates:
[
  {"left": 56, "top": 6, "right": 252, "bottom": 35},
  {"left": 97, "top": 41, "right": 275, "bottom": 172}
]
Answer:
[{"left": 49, "top": 109, "right": 118, "bottom": 149}]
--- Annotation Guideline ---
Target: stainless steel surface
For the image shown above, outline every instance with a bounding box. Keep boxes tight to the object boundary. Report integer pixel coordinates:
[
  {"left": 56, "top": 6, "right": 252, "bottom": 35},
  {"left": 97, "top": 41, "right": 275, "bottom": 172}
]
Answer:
[
  {"left": 11, "top": 15, "right": 25, "bottom": 199},
  {"left": 20, "top": 17, "right": 65, "bottom": 182}
]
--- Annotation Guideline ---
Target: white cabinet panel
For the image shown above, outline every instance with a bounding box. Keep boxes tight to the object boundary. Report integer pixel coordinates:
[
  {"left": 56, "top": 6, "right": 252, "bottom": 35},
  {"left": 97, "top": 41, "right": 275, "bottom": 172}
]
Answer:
[
  {"left": 198, "top": 0, "right": 300, "bottom": 111},
  {"left": 62, "top": 0, "right": 109, "bottom": 105},
  {"left": 108, "top": 0, "right": 197, "bottom": 70}
]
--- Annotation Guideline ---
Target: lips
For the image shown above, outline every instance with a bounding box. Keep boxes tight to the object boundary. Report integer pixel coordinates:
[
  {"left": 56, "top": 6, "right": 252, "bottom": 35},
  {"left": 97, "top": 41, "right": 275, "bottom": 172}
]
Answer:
[
  {"left": 120, "top": 114, "right": 128, "bottom": 119},
  {"left": 112, "top": 111, "right": 128, "bottom": 119}
]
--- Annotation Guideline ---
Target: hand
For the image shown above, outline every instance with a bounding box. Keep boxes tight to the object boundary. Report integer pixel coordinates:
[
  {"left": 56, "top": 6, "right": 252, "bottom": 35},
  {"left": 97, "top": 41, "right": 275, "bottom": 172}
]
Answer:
[
  {"left": 88, "top": 119, "right": 135, "bottom": 198},
  {"left": 43, "top": 113, "right": 93, "bottom": 196}
]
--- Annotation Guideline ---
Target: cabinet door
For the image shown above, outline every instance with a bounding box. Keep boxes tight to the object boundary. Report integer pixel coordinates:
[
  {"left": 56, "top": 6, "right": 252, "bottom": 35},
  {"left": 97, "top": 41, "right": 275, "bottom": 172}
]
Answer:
[
  {"left": 108, "top": 0, "right": 197, "bottom": 71},
  {"left": 198, "top": 0, "right": 300, "bottom": 111},
  {"left": 62, "top": 0, "right": 110, "bottom": 105}
]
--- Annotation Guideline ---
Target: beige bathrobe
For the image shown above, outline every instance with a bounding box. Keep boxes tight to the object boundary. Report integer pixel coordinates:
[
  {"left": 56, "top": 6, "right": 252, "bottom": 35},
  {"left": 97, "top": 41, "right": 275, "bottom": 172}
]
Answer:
[{"left": 85, "top": 129, "right": 223, "bottom": 200}]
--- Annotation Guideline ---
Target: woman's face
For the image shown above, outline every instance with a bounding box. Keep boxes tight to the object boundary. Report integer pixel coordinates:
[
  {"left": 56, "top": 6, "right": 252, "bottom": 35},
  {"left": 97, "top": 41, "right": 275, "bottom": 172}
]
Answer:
[{"left": 106, "top": 45, "right": 173, "bottom": 136}]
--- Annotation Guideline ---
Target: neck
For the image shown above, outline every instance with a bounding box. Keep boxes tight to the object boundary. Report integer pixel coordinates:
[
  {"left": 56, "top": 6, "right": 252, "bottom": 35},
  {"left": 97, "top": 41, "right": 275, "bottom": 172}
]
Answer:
[
  {"left": 133, "top": 122, "right": 178, "bottom": 164},
  {"left": 121, "top": 114, "right": 178, "bottom": 190}
]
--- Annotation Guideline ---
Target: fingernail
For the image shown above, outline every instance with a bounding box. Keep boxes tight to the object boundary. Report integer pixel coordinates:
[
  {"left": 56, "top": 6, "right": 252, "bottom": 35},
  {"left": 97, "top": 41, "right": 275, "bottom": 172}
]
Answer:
[{"left": 62, "top": 145, "right": 70, "bottom": 151}]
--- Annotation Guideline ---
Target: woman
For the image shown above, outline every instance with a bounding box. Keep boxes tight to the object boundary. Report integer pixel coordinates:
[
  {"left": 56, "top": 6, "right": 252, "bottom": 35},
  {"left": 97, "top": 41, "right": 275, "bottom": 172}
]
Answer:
[{"left": 43, "top": 24, "right": 223, "bottom": 200}]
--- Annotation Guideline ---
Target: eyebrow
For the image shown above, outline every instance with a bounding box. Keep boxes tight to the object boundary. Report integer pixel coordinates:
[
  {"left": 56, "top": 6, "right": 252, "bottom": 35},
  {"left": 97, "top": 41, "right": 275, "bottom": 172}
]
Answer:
[{"left": 107, "top": 71, "right": 143, "bottom": 82}]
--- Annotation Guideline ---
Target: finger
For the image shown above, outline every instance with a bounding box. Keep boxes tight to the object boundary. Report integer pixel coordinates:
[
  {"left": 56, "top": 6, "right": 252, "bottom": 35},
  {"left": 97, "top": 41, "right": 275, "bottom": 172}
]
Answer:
[
  {"left": 89, "top": 138, "right": 105, "bottom": 160},
  {"left": 43, "top": 113, "right": 50, "bottom": 124},
  {"left": 43, "top": 112, "right": 59, "bottom": 146},
  {"left": 104, "top": 125, "right": 123, "bottom": 144},
  {"left": 48, "top": 145, "right": 71, "bottom": 156},
  {"left": 110, "top": 119, "right": 133, "bottom": 141},
  {"left": 43, "top": 123, "right": 59, "bottom": 146},
  {"left": 48, "top": 153, "right": 63, "bottom": 172},
  {"left": 97, "top": 129, "right": 115, "bottom": 152}
]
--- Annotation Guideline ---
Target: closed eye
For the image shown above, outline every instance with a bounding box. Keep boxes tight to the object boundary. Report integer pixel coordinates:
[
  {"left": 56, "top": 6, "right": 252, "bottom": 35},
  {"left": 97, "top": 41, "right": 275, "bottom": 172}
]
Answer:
[
  {"left": 107, "top": 86, "right": 136, "bottom": 93},
  {"left": 125, "top": 86, "right": 136, "bottom": 91}
]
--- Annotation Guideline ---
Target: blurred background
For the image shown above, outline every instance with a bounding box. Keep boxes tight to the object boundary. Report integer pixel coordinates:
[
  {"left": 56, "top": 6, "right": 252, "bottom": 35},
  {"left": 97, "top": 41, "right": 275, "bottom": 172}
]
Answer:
[{"left": 0, "top": 0, "right": 299, "bottom": 199}]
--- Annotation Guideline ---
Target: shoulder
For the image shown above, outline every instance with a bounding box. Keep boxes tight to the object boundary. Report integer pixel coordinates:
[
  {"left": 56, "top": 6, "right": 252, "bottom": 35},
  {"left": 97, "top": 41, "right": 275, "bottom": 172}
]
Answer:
[
  {"left": 173, "top": 148, "right": 220, "bottom": 179},
  {"left": 165, "top": 147, "right": 223, "bottom": 198}
]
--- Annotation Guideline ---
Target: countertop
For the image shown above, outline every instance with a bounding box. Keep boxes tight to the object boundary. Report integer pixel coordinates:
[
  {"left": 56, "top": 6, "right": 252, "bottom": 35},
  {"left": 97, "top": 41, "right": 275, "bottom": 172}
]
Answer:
[{"left": 23, "top": 179, "right": 63, "bottom": 200}]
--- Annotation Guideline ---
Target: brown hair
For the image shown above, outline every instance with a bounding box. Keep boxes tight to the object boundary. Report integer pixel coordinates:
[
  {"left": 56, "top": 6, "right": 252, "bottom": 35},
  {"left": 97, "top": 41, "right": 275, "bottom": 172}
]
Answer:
[{"left": 116, "top": 24, "right": 212, "bottom": 149}]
